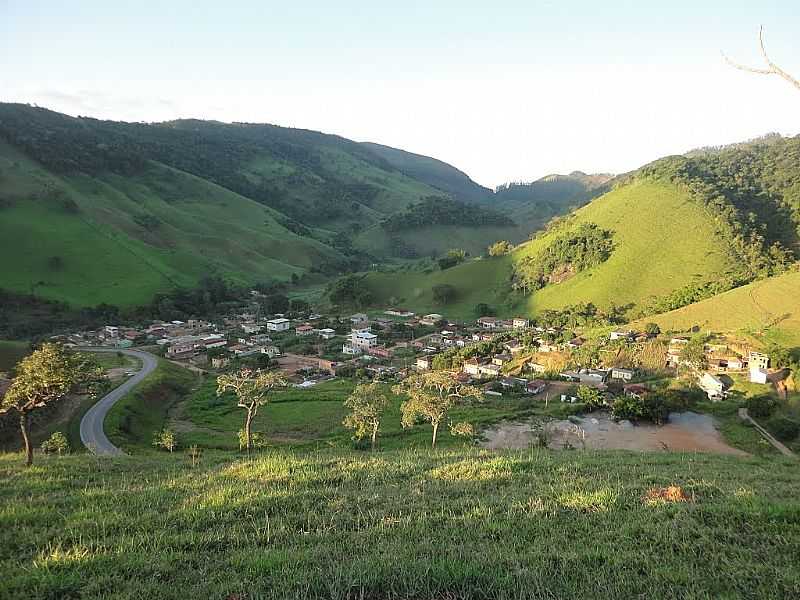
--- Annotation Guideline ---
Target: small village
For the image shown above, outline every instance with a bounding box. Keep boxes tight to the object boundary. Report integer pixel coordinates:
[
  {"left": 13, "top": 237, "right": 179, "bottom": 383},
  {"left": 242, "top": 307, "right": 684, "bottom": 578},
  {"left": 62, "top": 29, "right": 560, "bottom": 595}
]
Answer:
[{"left": 54, "top": 291, "right": 782, "bottom": 414}]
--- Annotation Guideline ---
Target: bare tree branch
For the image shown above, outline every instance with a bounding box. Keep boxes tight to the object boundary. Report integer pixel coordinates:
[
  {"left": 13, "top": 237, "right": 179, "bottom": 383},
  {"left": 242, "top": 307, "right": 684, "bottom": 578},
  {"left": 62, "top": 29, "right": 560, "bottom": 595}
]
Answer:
[{"left": 722, "top": 26, "right": 800, "bottom": 92}]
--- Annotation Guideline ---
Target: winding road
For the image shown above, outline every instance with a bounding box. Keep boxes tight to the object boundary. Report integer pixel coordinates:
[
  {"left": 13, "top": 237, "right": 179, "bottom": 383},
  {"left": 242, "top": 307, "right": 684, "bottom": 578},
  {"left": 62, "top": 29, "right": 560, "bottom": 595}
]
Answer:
[{"left": 79, "top": 348, "right": 158, "bottom": 456}]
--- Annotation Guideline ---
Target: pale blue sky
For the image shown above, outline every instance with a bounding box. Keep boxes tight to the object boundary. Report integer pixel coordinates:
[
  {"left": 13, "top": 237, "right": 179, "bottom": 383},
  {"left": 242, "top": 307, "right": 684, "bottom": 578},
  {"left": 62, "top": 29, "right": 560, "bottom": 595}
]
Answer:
[{"left": 2, "top": 1, "right": 798, "bottom": 186}]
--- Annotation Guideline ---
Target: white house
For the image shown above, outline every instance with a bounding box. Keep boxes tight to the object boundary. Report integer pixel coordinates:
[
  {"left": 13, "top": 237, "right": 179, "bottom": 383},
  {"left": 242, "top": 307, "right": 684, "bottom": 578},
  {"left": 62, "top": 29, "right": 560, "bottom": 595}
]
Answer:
[
  {"left": 343, "top": 328, "right": 378, "bottom": 355},
  {"left": 295, "top": 324, "right": 314, "bottom": 336},
  {"left": 260, "top": 345, "right": 281, "bottom": 358},
  {"left": 611, "top": 367, "right": 635, "bottom": 381},
  {"left": 462, "top": 358, "right": 482, "bottom": 376},
  {"left": 512, "top": 317, "right": 530, "bottom": 329},
  {"left": 477, "top": 316, "right": 498, "bottom": 329},
  {"left": 420, "top": 313, "right": 444, "bottom": 326},
  {"left": 699, "top": 372, "right": 725, "bottom": 399},
  {"left": 609, "top": 330, "right": 633, "bottom": 342},
  {"left": 316, "top": 328, "right": 336, "bottom": 340},
  {"left": 266, "top": 318, "right": 291, "bottom": 332},
  {"left": 416, "top": 356, "right": 434, "bottom": 371},
  {"left": 241, "top": 323, "right": 263, "bottom": 334},
  {"left": 749, "top": 367, "right": 769, "bottom": 384},
  {"left": 350, "top": 313, "right": 369, "bottom": 325}
]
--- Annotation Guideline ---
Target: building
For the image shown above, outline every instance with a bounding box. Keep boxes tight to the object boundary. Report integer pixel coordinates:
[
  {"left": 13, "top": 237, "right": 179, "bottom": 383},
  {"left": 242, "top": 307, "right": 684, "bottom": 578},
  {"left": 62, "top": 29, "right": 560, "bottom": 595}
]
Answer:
[
  {"left": 512, "top": 317, "right": 530, "bottom": 329},
  {"left": 266, "top": 318, "right": 291, "bottom": 332},
  {"left": 610, "top": 367, "right": 635, "bottom": 381},
  {"left": 167, "top": 342, "right": 196, "bottom": 360},
  {"left": 748, "top": 351, "right": 769, "bottom": 371},
  {"left": 416, "top": 356, "right": 434, "bottom": 371},
  {"left": 420, "top": 313, "right": 444, "bottom": 326},
  {"left": 567, "top": 337, "right": 585, "bottom": 349},
  {"left": 749, "top": 367, "right": 769, "bottom": 384},
  {"left": 477, "top": 316, "right": 498, "bottom": 329},
  {"left": 241, "top": 323, "right": 263, "bottom": 334},
  {"left": 463, "top": 358, "right": 483, "bottom": 376},
  {"left": 528, "top": 362, "right": 547, "bottom": 374},
  {"left": 609, "top": 330, "right": 633, "bottom": 342},
  {"left": 316, "top": 328, "right": 336, "bottom": 340},
  {"left": 295, "top": 324, "right": 314, "bottom": 336},
  {"left": 350, "top": 313, "right": 369, "bottom": 325},
  {"left": 260, "top": 346, "right": 281, "bottom": 358},
  {"left": 699, "top": 372, "right": 725, "bottom": 399},
  {"left": 478, "top": 363, "right": 502, "bottom": 378},
  {"left": 343, "top": 328, "right": 378, "bottom": 355},
  {"left": 368, "top": 345, "right": 394, "bottom": 359},
  {"left": 504, "top": 339, "right": 524, "bottom": 354},
  {"left": 385, "top": 308, "right": 415, "bottom": 317},
  {"left": 492, "top": 354, "right": 512, "bottom": 366},
  {"left": 211, "top": 356, "right": 230, "bottom": 369},
  {"left": 526, "top": 380, "right": 548, "bottom": 395}
]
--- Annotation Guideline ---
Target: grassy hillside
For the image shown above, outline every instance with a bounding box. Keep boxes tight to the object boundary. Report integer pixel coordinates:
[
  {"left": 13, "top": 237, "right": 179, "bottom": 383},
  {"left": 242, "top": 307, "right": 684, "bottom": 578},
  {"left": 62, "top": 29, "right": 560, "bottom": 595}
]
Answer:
[
  {"left": 638, "top": 270, "right": 800, "bottom": 346},
  {"left": 364, "top": 180, "right": 734, "bottom": 318},
  {"left": 0, "top": 139, "right": 342, "bottom": 306},
  {"left": 1, "top": 449, "right": 798, "bottom": 598},
  {"left": 0, "top": 103, "right": 524, "bottom": 306}
]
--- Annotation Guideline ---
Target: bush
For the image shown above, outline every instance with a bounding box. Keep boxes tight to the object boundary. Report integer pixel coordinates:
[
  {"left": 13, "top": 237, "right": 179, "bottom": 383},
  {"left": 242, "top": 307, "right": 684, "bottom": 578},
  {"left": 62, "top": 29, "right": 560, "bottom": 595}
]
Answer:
[
  {"left": 612, "top": 395, "right": 645, "bottom": 421},
  {"left": 643, "top": 394, "right": 670, "bottom": 425},
  {"left": 152, "top": 428, "right": 177, "bottom": 452},
  {"left": 41, "top": 431, "right": 69, "bottom": 456},
  {"left": 432, "top": 284, "right": 457, "bottom": 304},
  {"left": 746, "top": 395, "right": 777, "bottom": 419},
  {"left": 765, "top": 417, "right": 799, "bottom": 442},
  {"left": 577, "top": 385, "right": 604, "bottom": 410}
]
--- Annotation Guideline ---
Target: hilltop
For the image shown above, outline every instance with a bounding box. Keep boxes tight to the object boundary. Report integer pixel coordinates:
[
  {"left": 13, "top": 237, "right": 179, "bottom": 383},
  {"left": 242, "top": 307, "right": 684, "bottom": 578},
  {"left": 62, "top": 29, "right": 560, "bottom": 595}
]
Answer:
[{"left": 361, "top": 136, "right": 800, "bottom": 322}]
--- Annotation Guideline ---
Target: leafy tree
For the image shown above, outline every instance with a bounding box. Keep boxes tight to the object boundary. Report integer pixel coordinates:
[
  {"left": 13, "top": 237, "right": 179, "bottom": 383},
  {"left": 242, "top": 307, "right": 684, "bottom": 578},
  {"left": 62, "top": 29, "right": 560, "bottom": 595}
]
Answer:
[
  {"left": 342, "top": 382, "right": 389, "bottom": 450},
  {"left": 679, "top": 335, "right": 708, "bottom": 370},
  {"left": 488, "top": 240, "right": 513, "bottom": 256},
  {"left": 393, "top": 371, "right": 482, "bottom": 448},
  {"left": 644, "top": 322, "right": 661, "bottom": 336},
  {"left": 382, "top": 196, "right": 513, "bottom": 232},
  {"left": 612, "top": 395, "right": 645, "bottom": 421},
  {"left": 41, "top": 431, "right": 69, "bottom": 456},
  {"left": 746, "top": 395, "right": 777, "bottom": 418},
  {"left": 432, "top": 283, "right": 457, "bottom": 304},
  {"left": 153, "top": 428, "right": 177, "bottom": 452},
  {"left": 217, "top": 368, "right": 287, "bottom": 454},
  {"left": 576, "top": 385, "right": 604, "bottom": 410},
  {"left": 0, "top": 344, "right": 98, "bottom": 466}
]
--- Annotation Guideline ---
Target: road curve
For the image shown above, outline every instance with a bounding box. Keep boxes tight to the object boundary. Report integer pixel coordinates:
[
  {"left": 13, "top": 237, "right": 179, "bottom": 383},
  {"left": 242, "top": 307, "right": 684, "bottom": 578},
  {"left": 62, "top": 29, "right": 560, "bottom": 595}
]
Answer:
[{"left": 79, "top": 348, "right": 158, "bottom": 456}]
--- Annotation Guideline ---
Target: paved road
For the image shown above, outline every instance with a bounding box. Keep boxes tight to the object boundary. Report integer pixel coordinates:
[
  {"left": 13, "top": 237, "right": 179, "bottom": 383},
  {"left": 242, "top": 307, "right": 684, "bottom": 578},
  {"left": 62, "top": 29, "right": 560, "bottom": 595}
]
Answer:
[{"left": 79, "top": 348, "right": 158, "bottom": 456}]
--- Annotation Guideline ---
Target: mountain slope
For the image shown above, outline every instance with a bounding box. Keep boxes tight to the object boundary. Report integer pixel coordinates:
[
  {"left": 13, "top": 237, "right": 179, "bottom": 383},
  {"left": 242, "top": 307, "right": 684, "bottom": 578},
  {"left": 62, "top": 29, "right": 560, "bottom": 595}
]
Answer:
[
  {"left": 362, "top": 135, "right": 800, "bottom": 320},
  {"left": 360, "top": 142, "right": 492, "bottom": 203},
  {"left": 0, "top": 138, "right": 343, "bottom": 306},
  {"left": 0, "top": 103, "right": 521, "bottom": 306},
  {"left": 637, "top": 270, "right": 800, "bottom": 346}
]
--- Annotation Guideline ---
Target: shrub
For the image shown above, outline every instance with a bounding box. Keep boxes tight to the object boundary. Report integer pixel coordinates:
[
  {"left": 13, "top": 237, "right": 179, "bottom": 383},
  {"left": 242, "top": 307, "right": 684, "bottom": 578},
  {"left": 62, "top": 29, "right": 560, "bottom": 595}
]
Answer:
[
  {"left": 237, "top": 429, "right": 267, "bottom": 451},
  {"left": 746, "top": 395, "right": 777, "bottom": 419},
  {"left": 765, "top": 417, "right": 799, "bottom": 442},
  {"left": 432, "top": 283, "right": 457, "bottom": 304},
  {"left": 152, "top": 428, "right": 177, "bottom": 452},
  {"left": 612, "top": 395, "right": 645, "bottom": 421},
  {"left": 643, "top": 394, "right": 670, "bottom": 425},
  {"left": 577, "top": 385, "right": 604, "bottom": 410},
  {"left": 41, "top": 431, "right": 69, "bottom": 456}
]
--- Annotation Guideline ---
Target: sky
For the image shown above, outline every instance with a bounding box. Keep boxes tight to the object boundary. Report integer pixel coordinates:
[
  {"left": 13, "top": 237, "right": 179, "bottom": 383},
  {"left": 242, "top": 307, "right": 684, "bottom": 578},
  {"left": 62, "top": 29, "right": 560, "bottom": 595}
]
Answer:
[{"left": 1, "top": 0, "right": 799, "bottom": 188}]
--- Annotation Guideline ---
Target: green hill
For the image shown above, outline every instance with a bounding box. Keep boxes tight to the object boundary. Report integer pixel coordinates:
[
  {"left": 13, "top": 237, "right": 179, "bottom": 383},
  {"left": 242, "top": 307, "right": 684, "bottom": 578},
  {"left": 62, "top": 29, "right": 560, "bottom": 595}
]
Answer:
[
  {"left": 0, "top": 104, "right": 531, "bottom": 306},
  {"left": 361, "top": 141, "right": 492, "bottom": 203},
  {"left": 362, "top": 132, "right": 800, "bottom": 320},
  {"left": 638, "top": 270, "right": 800, "bottom": 346}
]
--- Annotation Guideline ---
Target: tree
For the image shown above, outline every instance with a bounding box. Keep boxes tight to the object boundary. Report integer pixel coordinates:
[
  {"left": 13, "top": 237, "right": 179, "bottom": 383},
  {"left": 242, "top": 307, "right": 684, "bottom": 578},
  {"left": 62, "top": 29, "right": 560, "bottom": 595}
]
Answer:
[
  {"left": 679, "top": 335, "right": 707, "bottom": 371},
  {"left": 152, "top": 428, "right": 177, "bottom": 452},
  {"left": 0, "top": 344, "right": 96, "bottom": 466},
  {"left": 488, "top": 240, "right": 513, "bottom": 256},
  {"left": 393, "top": 371, "right": 482, "bottom": 448},
  {"left": 474, "top": 303, "right": 495, "bottom": 317},
  {"left": 41, "top": 431, "right": 69, "bottom": 456},
  {"left": 432, "top": 283, "right": 457, "bottom": 304},
  {"left": 723, "top": 27, "right": 800, "bottom": 93},
  {"left": 216, "top": 368, "right": 287, "bottom": 454},
  {"left": 438, "top": 249, "right": 466, "bottom": 270},
  {"left": 342, "top": 382, "right": 389, "bottom": 450},
  {"left": 644, "top": 322, "right": 661, "bottom": 336},
  {"left": 576, "top": 385, "right": 604, "bottom": 409}
]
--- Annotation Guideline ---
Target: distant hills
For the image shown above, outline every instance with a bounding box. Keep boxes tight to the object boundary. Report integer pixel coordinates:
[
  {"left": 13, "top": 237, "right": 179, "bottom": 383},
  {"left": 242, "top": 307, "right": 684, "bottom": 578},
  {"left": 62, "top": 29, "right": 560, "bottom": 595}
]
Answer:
[
  {"left": 0, "top": 103, "right": 594, "bottom": 306},
  {"left": 364, "top": 135, "right": 800, "bottom": 324}
]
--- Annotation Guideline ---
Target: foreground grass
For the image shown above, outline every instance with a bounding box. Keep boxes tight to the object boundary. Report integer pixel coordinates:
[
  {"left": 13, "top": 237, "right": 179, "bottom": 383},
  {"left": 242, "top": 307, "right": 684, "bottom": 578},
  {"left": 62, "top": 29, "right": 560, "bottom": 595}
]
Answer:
[{"left": 1, "top": 448, "right": 798, "bottom": 599}]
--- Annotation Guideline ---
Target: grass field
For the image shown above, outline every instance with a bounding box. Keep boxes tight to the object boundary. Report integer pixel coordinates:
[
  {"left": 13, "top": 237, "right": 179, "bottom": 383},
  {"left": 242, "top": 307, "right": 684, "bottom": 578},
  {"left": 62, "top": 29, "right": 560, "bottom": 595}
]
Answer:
[
  {"left": 363, "top": 180, "right": 735, "bottom": 319},
  {"left": 1, "top": 448, "right": 798, "bottom": 599},
  {"left": 637, "top": 270, "right": 800, "bottom": 347}
]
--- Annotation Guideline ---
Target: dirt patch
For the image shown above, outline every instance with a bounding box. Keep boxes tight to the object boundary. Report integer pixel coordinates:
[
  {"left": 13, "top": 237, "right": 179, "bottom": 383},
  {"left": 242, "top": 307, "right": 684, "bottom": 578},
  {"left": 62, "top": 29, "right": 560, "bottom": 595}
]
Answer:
[{"left": 482, "top": 411, "right": 748, "bottom": 456}]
